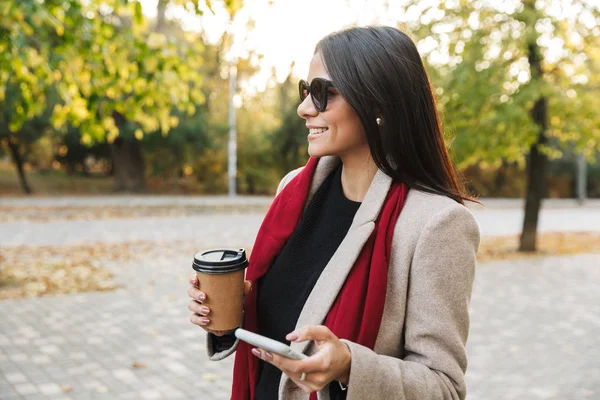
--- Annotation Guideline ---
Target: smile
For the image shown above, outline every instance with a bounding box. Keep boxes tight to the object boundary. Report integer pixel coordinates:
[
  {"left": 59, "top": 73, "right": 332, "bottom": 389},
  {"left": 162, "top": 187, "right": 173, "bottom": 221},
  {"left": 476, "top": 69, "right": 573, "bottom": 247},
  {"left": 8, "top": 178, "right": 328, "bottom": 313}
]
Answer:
[{"left": 308, "top": 128, "right": 328, "bottom": 141}]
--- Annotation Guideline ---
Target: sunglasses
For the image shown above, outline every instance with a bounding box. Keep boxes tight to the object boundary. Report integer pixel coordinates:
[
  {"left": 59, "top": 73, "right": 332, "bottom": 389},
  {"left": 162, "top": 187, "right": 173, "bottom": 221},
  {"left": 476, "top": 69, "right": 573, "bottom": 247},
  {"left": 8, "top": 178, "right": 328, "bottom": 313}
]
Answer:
[{"left": 298, "top": 78, "right": 335, "bottom": 112}]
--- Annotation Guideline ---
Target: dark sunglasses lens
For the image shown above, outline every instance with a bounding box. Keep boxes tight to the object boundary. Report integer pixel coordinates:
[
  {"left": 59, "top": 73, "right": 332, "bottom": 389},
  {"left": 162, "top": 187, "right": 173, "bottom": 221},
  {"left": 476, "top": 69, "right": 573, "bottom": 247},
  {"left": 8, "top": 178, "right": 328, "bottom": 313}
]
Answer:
[
  {"left": 299, "top": 80, "right": 309, "bottom": 102},
  {"left": 311, "top": 79, "right": 324, "bottom": 110}
]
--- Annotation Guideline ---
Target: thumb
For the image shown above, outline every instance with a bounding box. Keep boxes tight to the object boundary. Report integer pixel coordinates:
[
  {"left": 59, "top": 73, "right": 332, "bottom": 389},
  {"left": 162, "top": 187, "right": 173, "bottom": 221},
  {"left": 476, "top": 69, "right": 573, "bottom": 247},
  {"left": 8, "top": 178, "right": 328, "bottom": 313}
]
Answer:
[{"left": 243, "top": 280, "right": 253, "bottom": 296}]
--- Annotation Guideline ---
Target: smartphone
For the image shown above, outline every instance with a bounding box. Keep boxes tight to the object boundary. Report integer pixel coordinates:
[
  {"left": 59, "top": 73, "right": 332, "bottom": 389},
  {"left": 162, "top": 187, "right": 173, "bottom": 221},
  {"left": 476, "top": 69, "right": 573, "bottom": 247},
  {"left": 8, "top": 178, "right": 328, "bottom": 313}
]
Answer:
[{"left": 234, "top": 328, "right": 308, "bottom": 360}]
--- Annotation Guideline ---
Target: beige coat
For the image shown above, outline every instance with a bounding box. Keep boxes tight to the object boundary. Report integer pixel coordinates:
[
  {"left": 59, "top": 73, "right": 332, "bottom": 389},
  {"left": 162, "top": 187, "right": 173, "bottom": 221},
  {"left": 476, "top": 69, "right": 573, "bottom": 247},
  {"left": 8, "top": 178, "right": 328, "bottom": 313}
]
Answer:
[{"left": 206, "top": 156, "right": 480, "bottom": 400}]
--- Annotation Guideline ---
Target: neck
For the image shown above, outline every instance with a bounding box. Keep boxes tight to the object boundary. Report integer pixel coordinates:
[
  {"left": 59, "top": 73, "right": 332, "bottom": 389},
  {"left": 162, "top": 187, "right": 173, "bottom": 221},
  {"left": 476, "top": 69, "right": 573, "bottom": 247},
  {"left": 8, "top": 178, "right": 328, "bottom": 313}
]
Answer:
[{"left": 339, "top": 152, "right": 378, "bottom": 202}]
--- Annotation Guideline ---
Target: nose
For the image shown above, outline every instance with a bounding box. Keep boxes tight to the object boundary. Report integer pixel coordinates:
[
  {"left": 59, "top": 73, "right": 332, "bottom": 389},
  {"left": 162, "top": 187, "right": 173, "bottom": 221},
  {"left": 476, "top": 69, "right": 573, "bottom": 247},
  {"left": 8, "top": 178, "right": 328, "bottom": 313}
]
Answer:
[{"left": 297, "top": 95, "right": 318, "bottom": 120}]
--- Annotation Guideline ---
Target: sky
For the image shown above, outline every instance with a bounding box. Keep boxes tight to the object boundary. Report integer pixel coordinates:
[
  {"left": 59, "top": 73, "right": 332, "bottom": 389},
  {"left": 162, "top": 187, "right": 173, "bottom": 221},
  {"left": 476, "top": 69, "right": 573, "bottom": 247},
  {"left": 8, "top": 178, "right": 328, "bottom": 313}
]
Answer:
[
  {"left": 140, "top": 0, "right": 408, "bottom": 94},
  {"left": 139, "top": 0, "right": 599, "bottom": 96}
]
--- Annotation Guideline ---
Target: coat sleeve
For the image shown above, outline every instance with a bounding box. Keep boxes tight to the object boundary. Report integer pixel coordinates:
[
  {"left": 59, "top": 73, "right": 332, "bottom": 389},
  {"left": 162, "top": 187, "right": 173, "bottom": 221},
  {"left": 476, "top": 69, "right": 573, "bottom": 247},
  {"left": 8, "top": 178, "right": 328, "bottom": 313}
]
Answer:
[
  {"left": 204, "top": 166, "right": 306, "bottom": 361},
  {"left": 340, "top": 203, "right": 480, "bottom": 399}
]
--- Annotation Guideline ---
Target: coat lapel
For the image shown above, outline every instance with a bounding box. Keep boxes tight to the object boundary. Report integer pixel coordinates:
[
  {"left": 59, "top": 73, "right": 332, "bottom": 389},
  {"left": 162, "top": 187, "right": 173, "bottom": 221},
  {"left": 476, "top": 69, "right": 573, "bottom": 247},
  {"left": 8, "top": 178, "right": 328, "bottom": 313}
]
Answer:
[{"left": 279, "top": 156, "right": 393, "bottom": 399}]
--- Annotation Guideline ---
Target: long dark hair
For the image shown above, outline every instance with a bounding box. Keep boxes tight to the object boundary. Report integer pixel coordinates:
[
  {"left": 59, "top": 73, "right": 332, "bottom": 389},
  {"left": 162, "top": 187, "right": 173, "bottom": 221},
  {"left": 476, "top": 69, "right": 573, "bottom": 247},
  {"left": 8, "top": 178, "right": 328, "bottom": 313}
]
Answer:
[{"left": 316, "top": 26, "right": 475, "bottom": 204}]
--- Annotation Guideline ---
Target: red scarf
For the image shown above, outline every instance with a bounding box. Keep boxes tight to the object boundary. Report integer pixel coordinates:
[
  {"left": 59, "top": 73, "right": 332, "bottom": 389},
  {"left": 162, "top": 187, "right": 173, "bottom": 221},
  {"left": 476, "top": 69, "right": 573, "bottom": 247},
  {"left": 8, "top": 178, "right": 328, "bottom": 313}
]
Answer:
[{"left": 231, "top": 157, "right": 408, "bottom": 400}]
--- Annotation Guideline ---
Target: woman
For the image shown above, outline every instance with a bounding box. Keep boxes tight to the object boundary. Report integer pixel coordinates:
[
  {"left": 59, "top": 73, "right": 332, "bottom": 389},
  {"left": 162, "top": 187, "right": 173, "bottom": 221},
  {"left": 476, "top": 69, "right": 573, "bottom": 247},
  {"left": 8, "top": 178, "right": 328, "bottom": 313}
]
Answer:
[{"left": 188, "top": 26, "right": 480, "bottom": 400}]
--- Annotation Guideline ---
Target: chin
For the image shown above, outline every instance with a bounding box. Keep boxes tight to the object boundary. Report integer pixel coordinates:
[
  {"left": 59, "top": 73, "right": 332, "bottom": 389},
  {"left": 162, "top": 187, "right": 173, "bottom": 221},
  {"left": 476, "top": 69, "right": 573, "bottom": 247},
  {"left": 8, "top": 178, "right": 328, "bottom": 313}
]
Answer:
[{"left": 307, "top": 145, "right": 329, "bottom": 159}]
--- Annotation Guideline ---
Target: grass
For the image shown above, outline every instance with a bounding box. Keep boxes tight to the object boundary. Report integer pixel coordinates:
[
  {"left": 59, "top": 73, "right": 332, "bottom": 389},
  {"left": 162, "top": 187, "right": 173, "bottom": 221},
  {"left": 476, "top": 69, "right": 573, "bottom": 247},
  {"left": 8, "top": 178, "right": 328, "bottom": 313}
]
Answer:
[{"left": 0, "top": 162, "right": 114, "bottom": 196}]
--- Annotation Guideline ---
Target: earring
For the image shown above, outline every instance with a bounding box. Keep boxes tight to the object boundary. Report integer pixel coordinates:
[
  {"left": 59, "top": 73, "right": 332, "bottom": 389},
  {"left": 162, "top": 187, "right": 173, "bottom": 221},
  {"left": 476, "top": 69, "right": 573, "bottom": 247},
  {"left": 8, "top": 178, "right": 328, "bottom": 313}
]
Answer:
[{"left": 376, "top": 117, "right": 382, "bottom": 125}]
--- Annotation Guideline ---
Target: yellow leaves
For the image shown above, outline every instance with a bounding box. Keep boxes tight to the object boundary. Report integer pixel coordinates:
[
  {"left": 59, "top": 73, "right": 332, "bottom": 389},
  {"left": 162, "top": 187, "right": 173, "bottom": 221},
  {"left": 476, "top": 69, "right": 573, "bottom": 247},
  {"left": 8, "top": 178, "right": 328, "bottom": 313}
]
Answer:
[
  {"left": 51, "top": 104, "right": 68, "bottom": 130},
  {"left": 70, "top": 98, "right": 89, "bottom": 122},
  {"left": 107, "top": 129, "right": 119, "bottom": 144},
  {"left": 25, "top": 48, "right": 42, "bottom": 68},
  {"left": 133, "top": 78, "right": 146, "bottom": 93},
  {"left": 52, "top": 70, "right": 62, "bottom": 82},
  {"left": 159, "top": 111, "right": 171, "bottom": 135},
  {"left": 147, "top": 33, "right": 167, "bottom": 50},
  {"left": 134, "top": 129, "right": 144, "bottom": 140},
  {"left": 118, "top": 65, "right": 130, "bottom": 80},
  {"left": 191, "top": 88, "right": 206, "bottom": 104},
  {"left": 56, "top": 24, "right": 64, "bottom": 36},
  {"left": 551, "top": 116, "right": 561, "bottom": 126},
  {"left": 102, "top": 116, "right": 116, "bottom": 131},
  {"left": 101, "top": 117, "right": 120, "bottom": 143},
  {"left": 106, "top": 87, "right": 117, "bottom": 99},
  {"left": 169, "top": 116, "right": 179, "bottom": 128},
  {"left": 144, "top": 57, "right": 158, "bottom": 74},
  {"left": 186, "top": 104, "right": 196, "bottom": 116}
]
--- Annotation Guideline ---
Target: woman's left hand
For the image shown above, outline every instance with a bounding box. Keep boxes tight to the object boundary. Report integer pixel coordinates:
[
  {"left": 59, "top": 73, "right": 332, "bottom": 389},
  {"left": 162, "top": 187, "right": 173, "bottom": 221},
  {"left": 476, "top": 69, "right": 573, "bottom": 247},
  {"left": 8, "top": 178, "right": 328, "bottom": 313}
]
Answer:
[{"left": 251, "top": 325, "right": 351, "bottom": 394}]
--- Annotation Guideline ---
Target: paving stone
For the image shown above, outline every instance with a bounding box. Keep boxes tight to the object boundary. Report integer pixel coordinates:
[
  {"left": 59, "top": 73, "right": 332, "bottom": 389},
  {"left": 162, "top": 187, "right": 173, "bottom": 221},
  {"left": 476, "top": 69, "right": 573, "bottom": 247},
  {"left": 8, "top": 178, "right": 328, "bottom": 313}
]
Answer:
[
  {"left": 4, "top": 371, "right": 27, "bottom": 384},
  {"left": 38, "top": 382, "right": 63, "bottom": 395},
  {"left": 14, "top": 383, "right": 38, "bottom": 395},
  {"left": 2, "top": 202, "right": 600, "bottom": 400}
]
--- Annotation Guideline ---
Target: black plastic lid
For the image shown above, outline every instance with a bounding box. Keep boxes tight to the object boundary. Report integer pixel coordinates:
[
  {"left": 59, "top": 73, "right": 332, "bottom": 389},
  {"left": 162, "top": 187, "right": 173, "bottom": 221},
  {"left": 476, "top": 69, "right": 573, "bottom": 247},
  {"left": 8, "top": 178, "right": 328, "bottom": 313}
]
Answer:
[{"left": 192, "top": 248, "right": 249, "bottom": 274}]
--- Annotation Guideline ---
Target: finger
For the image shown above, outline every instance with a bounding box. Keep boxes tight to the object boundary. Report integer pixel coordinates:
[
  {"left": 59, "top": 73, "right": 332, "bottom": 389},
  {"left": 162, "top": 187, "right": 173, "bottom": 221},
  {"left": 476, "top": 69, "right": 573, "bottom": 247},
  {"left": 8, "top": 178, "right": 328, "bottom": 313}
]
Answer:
[
  {"left": 287, "top": 325, "right": 334, "bottom": 344},
  {"left": 290, "top": 372, "right": 328, "bottom": 393},
  {"left": 189, "top": 313, "right": 210, "bottom": 327},
  {"left": 189, "top": 274, "right": 199, "bottom": 287},
  {"left": 187, "top": 300, "right": 210, "bottom": 316},
  {"left": 187, "top": 286, "right": 206, "bottom": 302},
  {"left": 243, "top": 280, "right": 253, "bottom": 296},
  {"left": 252, "top": 349, "right": 325, "bottom": 375}
]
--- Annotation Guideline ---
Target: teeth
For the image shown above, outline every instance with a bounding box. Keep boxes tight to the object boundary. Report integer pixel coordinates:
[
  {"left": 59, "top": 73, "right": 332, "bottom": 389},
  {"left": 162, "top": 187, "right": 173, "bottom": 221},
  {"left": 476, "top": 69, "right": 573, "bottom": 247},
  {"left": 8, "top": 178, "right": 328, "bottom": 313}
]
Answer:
[{"left": 309, "top": 128, "right": 327, "bottom": 134}]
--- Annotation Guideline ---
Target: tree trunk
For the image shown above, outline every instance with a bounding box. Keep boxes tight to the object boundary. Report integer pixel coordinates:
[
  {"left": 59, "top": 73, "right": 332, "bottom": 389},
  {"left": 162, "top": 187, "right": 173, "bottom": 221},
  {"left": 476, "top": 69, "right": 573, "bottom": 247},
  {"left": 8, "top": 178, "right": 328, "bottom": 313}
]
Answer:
[
  {"left": 156, "top": 0, "right": 167, "bottom": 32},
  {"left": 493, "top": 160, "right": 507, "bottom": 195},
  {"left": 519, "top": 38, "right": 549, "bottom": 252},
  {"left": 109, "top": 137, "right": 147, "bottom": 192},
  {"left": 8, "top": 141, "right": 33, "bottom": 195}
]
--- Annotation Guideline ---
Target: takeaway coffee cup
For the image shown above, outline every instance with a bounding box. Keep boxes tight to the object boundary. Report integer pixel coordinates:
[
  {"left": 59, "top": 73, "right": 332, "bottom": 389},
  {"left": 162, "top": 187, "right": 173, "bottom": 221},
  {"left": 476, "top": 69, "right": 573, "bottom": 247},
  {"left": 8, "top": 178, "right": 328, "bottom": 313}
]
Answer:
[{"left": 192, "top": 248, "right": 249, "bottom": 331}]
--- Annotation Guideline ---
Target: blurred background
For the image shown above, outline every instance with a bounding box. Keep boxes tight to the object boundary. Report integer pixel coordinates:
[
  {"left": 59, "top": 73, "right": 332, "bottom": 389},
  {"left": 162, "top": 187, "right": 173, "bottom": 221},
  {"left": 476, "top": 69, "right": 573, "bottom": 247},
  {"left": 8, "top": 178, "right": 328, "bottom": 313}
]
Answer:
[{"left": 1, "top": 0, "right": 599, "bottom": 399}]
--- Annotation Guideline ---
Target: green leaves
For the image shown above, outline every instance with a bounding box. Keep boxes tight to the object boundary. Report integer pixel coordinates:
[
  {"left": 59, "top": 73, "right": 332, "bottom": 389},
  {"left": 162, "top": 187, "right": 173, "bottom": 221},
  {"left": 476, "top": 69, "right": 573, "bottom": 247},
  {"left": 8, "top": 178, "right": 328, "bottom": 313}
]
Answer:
[
  {"left": 2, "top": 0, "right": 211, "bottom": 148},
  {"left": 406, "top": 0, "right": 600, "bottom": 167}
]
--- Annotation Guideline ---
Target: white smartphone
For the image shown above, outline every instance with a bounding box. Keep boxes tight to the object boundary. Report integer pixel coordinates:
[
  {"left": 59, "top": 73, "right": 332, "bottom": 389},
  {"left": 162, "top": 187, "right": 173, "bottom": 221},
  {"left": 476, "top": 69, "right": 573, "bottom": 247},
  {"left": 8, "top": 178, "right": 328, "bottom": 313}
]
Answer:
[{"left": 234, "top": 328, "right": 308, "bottom": 360}]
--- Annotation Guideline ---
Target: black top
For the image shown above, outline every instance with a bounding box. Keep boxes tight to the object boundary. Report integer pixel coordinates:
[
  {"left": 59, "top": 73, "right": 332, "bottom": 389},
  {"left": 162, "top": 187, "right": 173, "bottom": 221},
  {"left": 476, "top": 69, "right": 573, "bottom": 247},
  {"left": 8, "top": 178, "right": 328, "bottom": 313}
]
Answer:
[
  {"left": 255, "top": 164, "right": 360, "bottom": 400},
  {"left": 212, "top": 164, "right": 359, "bottom": 399}
]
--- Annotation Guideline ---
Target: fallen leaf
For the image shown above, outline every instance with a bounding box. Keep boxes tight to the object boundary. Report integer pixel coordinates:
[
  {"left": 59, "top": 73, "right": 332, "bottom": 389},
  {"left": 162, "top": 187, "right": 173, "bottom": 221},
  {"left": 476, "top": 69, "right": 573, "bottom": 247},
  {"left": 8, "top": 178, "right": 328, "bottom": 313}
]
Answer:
[{"left": 132, "top": 361, "right": 147, "bottom": 369}]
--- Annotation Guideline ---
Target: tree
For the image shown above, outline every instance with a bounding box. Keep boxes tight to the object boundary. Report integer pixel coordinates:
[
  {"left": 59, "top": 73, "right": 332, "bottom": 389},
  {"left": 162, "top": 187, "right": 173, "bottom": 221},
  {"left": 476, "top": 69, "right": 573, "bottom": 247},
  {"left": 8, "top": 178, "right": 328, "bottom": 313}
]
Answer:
[
  {"left": 1, "top": 0, "right": 213, "bottom": 192},
  {"left": 401, "top": 0, "right": 600, "bottom": 251}
]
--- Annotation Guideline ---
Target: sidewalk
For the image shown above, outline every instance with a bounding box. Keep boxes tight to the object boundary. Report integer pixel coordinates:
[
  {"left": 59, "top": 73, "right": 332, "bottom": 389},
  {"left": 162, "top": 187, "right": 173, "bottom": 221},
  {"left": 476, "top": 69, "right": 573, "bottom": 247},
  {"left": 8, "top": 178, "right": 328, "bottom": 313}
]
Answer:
[{"left": 1, "top": 196, "right": 599, "bottom": 399}]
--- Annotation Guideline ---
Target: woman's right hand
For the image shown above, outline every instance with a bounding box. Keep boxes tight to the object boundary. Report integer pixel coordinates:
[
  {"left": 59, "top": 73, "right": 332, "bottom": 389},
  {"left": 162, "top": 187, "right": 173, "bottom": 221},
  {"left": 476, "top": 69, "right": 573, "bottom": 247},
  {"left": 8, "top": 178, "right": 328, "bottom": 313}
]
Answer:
[{"left": 188, "top": 274, "right": 252, "bottom": 337}]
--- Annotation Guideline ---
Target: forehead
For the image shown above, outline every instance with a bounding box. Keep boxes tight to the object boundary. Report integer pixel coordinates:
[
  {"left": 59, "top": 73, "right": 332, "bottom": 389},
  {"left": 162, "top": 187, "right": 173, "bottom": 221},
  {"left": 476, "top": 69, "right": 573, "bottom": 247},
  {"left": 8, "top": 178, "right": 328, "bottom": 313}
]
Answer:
[{"left": 307, "top": 53, "right": 330, "bottom": 81}]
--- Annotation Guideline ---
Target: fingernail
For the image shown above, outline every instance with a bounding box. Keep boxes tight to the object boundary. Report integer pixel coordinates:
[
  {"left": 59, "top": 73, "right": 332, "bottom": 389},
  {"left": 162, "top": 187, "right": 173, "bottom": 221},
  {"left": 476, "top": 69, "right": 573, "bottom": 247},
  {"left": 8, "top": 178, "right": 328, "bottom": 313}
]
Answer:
[
  {"left": 201, "top": 318, "right": 210, "bottom": 324},
  {"left": 264, "top": 351, "right": 273, "bottom": 361},
  {"left": 198, "top": 293, "right": 206, "bottom": 301},
  {"left": 286, "top": 332, "right": 298, "bottom": 341},
  {"left": 251, "top": 348, "right": 261, "bottom": 357},
  {"left": 201, "top": 307, "right": 210, "bottom": 314}
]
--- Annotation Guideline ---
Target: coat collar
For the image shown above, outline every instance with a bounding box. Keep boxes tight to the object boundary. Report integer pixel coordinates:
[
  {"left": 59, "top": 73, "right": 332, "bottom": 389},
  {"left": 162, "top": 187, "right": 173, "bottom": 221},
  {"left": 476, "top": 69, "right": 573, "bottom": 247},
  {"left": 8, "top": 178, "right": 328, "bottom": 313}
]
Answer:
[
  {"left": 306, "top": 156, "right": 393, "bottom": 228},
  {"left": 279, "top": 156, "right": 393, "bottom": 399}
]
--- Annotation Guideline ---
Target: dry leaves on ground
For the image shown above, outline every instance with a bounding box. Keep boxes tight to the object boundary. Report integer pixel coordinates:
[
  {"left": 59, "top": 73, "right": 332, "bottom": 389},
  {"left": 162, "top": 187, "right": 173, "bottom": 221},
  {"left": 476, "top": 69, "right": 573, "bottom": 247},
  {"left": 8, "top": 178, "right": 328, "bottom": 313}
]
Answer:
[
  {"left": 1, "top": 232, "right": 597, "bottom": 300},
  {"left": 0, "top": 241, "right": 172, "bottom": 300},
  {"left": 478, "top": 231, "right": 600, "bottom": 263},
  {"left": 0, "top": 239, "right": 218, "bottom": 300}
]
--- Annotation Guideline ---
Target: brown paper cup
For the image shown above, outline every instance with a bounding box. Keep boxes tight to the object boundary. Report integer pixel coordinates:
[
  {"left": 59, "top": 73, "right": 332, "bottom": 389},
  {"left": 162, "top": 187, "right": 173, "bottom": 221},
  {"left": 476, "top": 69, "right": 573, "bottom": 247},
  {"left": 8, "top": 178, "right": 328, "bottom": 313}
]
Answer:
[
  {"left": 192, "top": 249, "right": 249, "bottom": 332},
  {"left": 195, "top": 269, "right": 245, "bottom": 331}
]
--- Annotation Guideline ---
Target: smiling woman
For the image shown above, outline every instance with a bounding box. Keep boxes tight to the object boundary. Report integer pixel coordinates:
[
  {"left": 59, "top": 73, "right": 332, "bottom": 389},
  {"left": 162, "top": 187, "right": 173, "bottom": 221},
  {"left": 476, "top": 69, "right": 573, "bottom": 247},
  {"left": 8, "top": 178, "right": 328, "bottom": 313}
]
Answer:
[{"left": 188, "top": 25, "right": 480, "bottom": 400}]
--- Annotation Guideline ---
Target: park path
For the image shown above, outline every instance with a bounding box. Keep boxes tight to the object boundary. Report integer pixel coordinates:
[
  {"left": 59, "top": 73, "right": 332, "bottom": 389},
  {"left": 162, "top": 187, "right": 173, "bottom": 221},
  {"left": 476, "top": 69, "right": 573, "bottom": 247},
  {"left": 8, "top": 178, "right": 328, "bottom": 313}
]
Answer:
[
  {"left": 1, "top": 196, "right": 599, "bottom": 399},
  {"left": 1, "top": 199, "right": 599, "bottom": 248}
]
